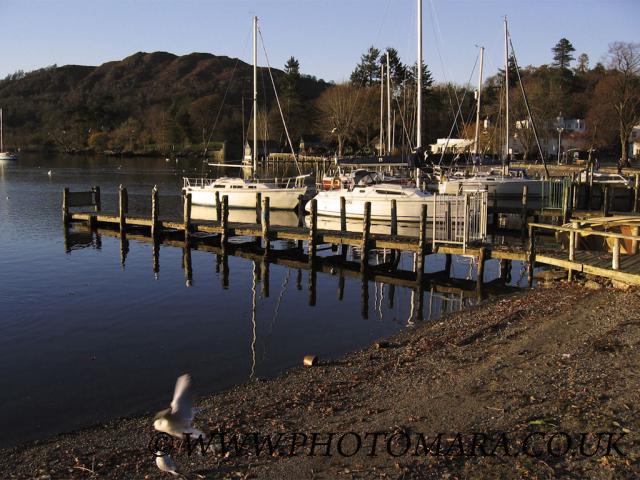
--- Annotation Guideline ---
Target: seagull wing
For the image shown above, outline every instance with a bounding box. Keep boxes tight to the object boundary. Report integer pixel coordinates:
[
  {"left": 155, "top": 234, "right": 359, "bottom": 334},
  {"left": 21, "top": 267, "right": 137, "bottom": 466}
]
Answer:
[{"left": 170, "top": 374, "right": 194, "bottom": 423}]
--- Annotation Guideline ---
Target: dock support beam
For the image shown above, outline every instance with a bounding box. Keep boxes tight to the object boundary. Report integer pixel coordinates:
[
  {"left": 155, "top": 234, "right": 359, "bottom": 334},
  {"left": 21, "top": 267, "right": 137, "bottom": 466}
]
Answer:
[
  {"left": 215, "top": 191, "right": 221, "bottom": 221},
  {"left": 183, "top": 192, "right": 192, "bottom": 241},
  {"left": 93, "top": 186, "right": 101, "bottom": 212},
  {"left": 476, "top": 247, "right": 486, "bottom": 298},
  {"left": 255, "top": 192, "right": 262, "bottom": 225},
  {"left": 221, "top": 195, "right": 229, "bottom": 250},
  {"left": 612, "top": 238, "right": 620, "bottom": 270},
  {"left": 603, "top": 186, "right": 610, "bottom": 217},
  {"left": 297, "top": 194, "right": 304, "bottom": 251},
  {"left": 360, "top": 202, "right": 371, "bottom": 273},
  {"left": 521, "top": 185, "right": 528, "bottom": 241},
  {"left": 416, "top": 204, "right": 427, "bottom": 281},
  {"left": 62, "top": 187, "right": 70, "bottom": 225},
  {"left": 390, "top": 199, "right": 398, "bottom": 236},
  {"left": 119, "top": 185, "right": 128, "bottom": 232},
  {"left": 308, "top": 199, "right": 317, "bottom": 265},
  {"left": 151, "top": 185, "right": 160, "bottom": 239},
  {"left": 261, "top": 196, "right": 270, "bottom": 253}
]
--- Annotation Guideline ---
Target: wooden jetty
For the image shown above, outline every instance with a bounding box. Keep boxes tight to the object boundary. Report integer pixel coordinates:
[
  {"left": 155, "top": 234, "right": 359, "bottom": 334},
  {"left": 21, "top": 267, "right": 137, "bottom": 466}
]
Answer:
[{"left": 62, "top": 185, "right": 640, "bottom": 289}]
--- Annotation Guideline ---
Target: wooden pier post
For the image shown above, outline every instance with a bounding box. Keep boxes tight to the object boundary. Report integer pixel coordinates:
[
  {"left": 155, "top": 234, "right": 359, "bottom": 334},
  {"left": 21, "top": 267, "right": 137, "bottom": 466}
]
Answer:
[
  {"left": 390, "top": 199, "right": 398, "bottom": 236},
  {"left": 528, "top": 225, "right": 536, "bottom": 287},
  {"left": 588, "top": 163, "right": 595, "bottom": 210},
  {"left": 568, "top": 221, "right": 577, "bottom": 281},
  {"left": 360, "top": 202, "right": 371, "bottom": 273},
  {"left": 297, "top": 194, "right": 305, "bottom": 251},
  {"left": 634, "top": 174, "right": 640, "bottom": 213},
  {"left": 603, "top": 186, "right": 610, "bottom": 217},
  {"left": 340, "top": 196, "right": 347, "bottom": 231},
  {"left": 416, "top": 204, "right": 427, "bottom": 282},
  {"left": 612, "top": 237, "right": 620, "bottom": 270},
  {"left": 221, "top": 195, "right": 229, "bottom": 249},
  {"left": 255, "top": 192, "right": 262, "bottom": 224},
  {"left": 261, "top": 196, "right": 270, "bottom": 253},
  {"left": 62, "top": 187, "right": 70, "bottom": 225},
  {"left": 183, "top": 192, "right": 192, "bottom": 241},
  {"left": 215, "top": 191, "right": 221, "bottom": 221},
  {"left": 476, "top": 247, "right": 486, "bottom": 296},
  {"left": 308, "top": 199, "right": 317, "bottom": 264},
  {"left": 562, "top": 183, "right": 570, "bottom": 224},
  {"left": 151, "top": 185, "right": 160, "bottom": 239},
  {"left": 521, "top": 185, "right": 528, "bottom": 241},
  {"left": 118, "top": 185, "right": 128, "bottom": 232},
  {"left": 93, "top": 186, "right": 101, "bottom": 212},
  {"left": 632, "top": 226, "right": 639, "bottom": 255}
]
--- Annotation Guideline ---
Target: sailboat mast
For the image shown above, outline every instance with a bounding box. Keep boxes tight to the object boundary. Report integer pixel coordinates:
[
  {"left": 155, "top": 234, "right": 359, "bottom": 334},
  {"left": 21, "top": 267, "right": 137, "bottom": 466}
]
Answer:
[
  {"left": 386, "top": 51, "right": 392, "bottom": 154},
  {"left": 416, "top": 0, "right": 423, "bottom": 149},
  {"left": 379, "top": 63, "right": 384, "bottom": 156},
  {"left": 253, "top": 16, "right": 258, "bottom": 172},
  {"left": 473, "top": 47, "right": 484, "bottom": 155},
  {"left": 503, "top": 16, "right": 509, "bottom": 161}
]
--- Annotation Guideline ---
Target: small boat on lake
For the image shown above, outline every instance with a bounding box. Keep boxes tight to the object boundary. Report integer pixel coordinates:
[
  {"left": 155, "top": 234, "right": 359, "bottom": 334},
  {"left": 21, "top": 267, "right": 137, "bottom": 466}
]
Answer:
[{"left": 0, "top": 108, "right": 18, "bottom": 161}]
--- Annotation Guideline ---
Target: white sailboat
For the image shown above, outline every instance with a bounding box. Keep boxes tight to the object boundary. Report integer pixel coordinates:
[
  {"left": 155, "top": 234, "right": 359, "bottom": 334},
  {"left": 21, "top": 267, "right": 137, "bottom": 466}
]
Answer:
[
  {"left": 0, "top": 108, "right": 19, "bottom": 161},
  {"left": 309, "top": 0, "right": 434, "bottom": 222},
  {"left": 437, "top": 18, "right": 544, "bottom": 198},
  {"left": 183, "top": 16, "right": 307, "bottom": 210}
]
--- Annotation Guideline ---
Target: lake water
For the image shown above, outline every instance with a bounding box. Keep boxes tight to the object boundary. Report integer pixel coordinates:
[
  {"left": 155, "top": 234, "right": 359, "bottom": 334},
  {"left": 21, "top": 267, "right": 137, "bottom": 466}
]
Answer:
[{"left": 0, "top": 154, "right": 527, "bottom": 448}]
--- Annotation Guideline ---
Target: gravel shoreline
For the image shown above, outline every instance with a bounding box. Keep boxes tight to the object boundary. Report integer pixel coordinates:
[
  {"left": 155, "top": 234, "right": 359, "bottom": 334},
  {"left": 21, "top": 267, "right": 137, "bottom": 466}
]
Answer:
[{"left": 2, "top": 281, "right": 639, "bottom": 479}]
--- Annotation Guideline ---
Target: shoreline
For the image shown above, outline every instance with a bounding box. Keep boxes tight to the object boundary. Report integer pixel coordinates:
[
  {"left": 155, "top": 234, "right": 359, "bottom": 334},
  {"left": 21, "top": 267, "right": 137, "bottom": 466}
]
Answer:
[{"left": 2, "top": 281, "right": 639, "bottom": 479}]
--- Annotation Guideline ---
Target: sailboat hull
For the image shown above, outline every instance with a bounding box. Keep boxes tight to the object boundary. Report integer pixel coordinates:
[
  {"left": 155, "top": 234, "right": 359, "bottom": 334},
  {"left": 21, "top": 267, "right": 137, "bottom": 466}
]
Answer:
[{"left": 185, "top": 185, "right": 307, "bottom": 210}]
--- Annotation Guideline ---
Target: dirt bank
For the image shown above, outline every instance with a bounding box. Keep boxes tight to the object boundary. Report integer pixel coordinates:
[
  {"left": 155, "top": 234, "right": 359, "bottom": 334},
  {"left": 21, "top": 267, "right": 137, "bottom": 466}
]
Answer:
[{"left": 2, "top": 282, "right": 639, "bottom": 479}]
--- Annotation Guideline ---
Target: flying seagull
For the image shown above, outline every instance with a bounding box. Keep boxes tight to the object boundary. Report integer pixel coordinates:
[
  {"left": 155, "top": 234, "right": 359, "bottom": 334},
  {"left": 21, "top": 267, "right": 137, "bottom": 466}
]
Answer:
[
  {"left": 155, "top": 452, "right": 180, "bottom": 476},
  {"left": 154, "top": 374, "right": 205, "bottom": 440}
]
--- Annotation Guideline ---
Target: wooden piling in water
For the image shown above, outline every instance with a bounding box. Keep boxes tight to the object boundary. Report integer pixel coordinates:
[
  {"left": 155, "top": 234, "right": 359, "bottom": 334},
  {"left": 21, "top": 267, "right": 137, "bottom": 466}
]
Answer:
[
  {"left": 118, "top": 185, "right": 128, "bottom": 232},
  {"left": 521, "top": 185, "right": 528, "bottom": 241},
  {"left": 297, "top": 194, "right": 305, "bottom": 251},
  {"left": 151, "top": 186, "right": 160, "bottom": 239},
  {"left": 603, "top": 186, "right": 610, "bottom": 217},
  {"left": 93, "top": 186, "right": 101, "bottom": 212},
  {"left": 416, "top": 204, "right": 427, "bottom": 281},
  {"left": 308, "top": 199, "right": 317, "bottom": 264},
  {"left": 221, "top": 195, "right": 229, "bottom": 249},
  {"left": 360, "top": 202, "right": 371, "bottom": 273},
  {"left": 476, "top": 247, "right": 486, "bottom": 297},
  {"left": 183, "top": 192, "right": 192, "bottom": 241},
  {"left": 528, "top": 225, "right": 536, "bottom": 287},
  {"left": 255, "top": 192, "right": 262, "bottom": 224},
  {"left": 390, "top": 199, "right": 397, "bottom": 236},
  {"left": 62, "top": 187, "right": 69, "bottom": 225},
  {"left": 340, "top": 196, "right": 347, "bottom": 231},
  {"left": 261, "top": 196, "right": 270, "bottom": 253},
  {"left": 215, "top": 191, "right": 221, "bottom": 221}
]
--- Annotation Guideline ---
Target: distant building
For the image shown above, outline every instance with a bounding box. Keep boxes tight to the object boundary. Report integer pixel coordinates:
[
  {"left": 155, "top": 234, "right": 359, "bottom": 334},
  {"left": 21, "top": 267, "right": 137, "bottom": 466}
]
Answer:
[
  {"left": 513, "top": 117, "right": 587, "bottom": 158},
  {"left": 429, "top": 138, "right": 473, "bottom": 154},
  {"left": 629, "top": 125, "right": 640, "bottom": 158}
]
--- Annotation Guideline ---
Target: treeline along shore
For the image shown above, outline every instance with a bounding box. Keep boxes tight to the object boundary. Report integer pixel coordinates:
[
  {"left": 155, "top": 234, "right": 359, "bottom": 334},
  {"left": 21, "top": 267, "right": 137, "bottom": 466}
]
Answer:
[
  {"left": 1, "top": 280, "right": 638, "bottom": 479},
  {"left": 1, "top": 39, "right": 639, "bottom": 162}
]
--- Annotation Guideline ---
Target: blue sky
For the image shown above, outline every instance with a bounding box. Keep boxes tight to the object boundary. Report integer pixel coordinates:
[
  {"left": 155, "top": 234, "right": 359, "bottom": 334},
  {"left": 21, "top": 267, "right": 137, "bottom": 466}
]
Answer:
[{"left": 1, "top": 0, "right": 638, "bottom": 85}]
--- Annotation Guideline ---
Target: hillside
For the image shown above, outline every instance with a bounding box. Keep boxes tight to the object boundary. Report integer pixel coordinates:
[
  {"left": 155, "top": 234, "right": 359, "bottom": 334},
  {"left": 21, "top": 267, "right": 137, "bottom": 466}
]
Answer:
[{"left": 0, "top": 52, "right": 329, "bottom": 155}]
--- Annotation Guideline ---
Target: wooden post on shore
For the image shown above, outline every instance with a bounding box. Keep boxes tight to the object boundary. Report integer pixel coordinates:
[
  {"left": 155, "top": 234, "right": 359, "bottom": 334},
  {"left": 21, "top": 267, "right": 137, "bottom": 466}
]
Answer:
[
  {"left": 416, "top": 204, "right": 427, "bottom": 282},
  {"left": 568, "top": 221, "right": 577, "bottom": 281},
  {"left": 603, "top": 186, "right": 610, "bottom": 217},
  {"left": 118, "top": 185, "right": 128, "bottom": 232},
  {"left": 93, "top": 186, "right": 101, "bottom": 212},
  {"left": 221, "top": 195, "right": 229, "bottom": 249},
  {"left": 562, "top": 183, "right": 570, "bottom": 224},
  {"left": 634, "top": 174, "right": 640, "bottom": 213},
  {"left": 521, "top": 185, "right": 528, "bottom": 241},
  {"left": 62, "top": 187, "right": 70, "bottom": 225},
  {"left": 476, "top": 247, "right": 486, "bottom": 297},
  {"left": 632, "top": 226, "right": 639, "bottom": 255},
  {"left": 308, "top": 199, "right": 317, "bottom": 264},
  {"left": 390, "top": 199, "right": 398, "bottom": 236},
  {"left": 215, "top": 191, "right": 221, "bottom": 221},
  {"left": 183, "top": 192, "right": 192, "bottom": 241},
  {"left": 360, "top": 202, "right": 371, "bottom": 273},
  {"left": 261, "top": 196, "right": 270, "bottom": 253},
  {"left": 151, "top": 185, "right": 159, "bottom": 239},
  {"left": 255, "top": 192, "right": 262, "bottom": 225},
  {"left": 528, "top": 224, "right": 536, "bottom": 287},
  {"left": 588, "top": 163, "right": 595, "bottom": 210},
  {"left": 612, "top": 237, "right": 620, "bottom": 270},
  {"left": 297, "top": 194, "right": 304, "bottom": 251}
]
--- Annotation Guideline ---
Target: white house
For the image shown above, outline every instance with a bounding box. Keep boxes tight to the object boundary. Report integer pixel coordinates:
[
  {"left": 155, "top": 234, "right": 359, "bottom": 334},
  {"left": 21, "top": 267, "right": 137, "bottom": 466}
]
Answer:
[{"left": 629, "top": 125, "right": 640, "bottom": 158}]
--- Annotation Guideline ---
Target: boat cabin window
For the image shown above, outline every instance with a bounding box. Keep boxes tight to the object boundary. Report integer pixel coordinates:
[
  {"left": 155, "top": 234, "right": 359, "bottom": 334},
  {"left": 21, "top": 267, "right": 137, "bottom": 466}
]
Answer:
[
  {"left": 248, "top": 185, "right": 257, "bottom": 189},
  {"left": 230, "top": 185, "right": 244, "bottom": 189},
  {"left": 376, "top": 190, "right": 404, "bottom": 195},
  {"left": 213, "top": 184, "right": 225, "bottom": 188}
]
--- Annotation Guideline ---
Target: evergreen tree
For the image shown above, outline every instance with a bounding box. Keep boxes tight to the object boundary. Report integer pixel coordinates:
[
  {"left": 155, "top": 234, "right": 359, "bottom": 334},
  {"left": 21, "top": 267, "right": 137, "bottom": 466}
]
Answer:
[
  {"left": 576, "top": 53, "right": 589, "bottom": 73},
  {"left": 552, "top": 38, "right": 576, "bottom": 69},
  {"left": 282, "top": 56, "right": 301, "bottom": 99},
  {"left": 350, "top": 46, "right": 381, "bottom": 86}
]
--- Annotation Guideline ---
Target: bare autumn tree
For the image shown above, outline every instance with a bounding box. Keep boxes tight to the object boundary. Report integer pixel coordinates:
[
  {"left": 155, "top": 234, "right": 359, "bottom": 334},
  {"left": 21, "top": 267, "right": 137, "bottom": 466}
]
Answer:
[
  {"left": 315, "top": 83, "right": 362, "bottom": 156},
  {"left": 606, "top": 42, "right": 640, "bottom": 162}
]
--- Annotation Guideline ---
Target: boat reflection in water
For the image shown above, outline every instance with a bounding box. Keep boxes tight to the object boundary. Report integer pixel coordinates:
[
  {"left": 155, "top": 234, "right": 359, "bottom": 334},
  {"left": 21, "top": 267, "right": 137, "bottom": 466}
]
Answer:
[{"left": 191, "top": 204, "right": 299, "bottom": 227}]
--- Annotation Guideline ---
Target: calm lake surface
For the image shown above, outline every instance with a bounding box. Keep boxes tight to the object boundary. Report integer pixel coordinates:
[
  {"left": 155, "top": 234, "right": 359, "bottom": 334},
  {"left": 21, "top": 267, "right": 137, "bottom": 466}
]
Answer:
[{"left": 0, "top": 154, "right": 528, "bottom": 448}]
